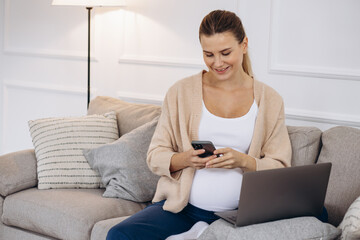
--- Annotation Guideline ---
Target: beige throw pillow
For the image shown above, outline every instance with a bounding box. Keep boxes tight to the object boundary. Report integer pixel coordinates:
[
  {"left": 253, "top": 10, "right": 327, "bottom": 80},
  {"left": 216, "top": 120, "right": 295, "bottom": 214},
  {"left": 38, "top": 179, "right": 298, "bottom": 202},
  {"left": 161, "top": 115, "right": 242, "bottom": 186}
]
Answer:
[
  {"left": 28, "top": 112, "right": 118, "bottom": 189},
  {"left": 87, "top": 96, "right": 161, "bottom": 137}
]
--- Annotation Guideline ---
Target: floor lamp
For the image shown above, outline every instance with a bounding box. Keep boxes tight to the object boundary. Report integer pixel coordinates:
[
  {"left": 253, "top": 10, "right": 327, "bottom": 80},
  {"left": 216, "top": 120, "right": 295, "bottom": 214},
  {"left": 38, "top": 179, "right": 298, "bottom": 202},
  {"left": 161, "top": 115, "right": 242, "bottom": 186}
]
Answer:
[{"left": 52, "top": 0, "right": 127, "bottom": 109}]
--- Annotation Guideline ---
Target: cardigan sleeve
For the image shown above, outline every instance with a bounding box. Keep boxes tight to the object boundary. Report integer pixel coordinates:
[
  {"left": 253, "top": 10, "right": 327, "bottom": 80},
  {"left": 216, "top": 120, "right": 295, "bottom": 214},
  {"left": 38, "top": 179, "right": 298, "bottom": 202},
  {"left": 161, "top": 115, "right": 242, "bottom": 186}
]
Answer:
[
  {"left": 255, "top": 100, "right": 292, "bottom": 170},
  {"left": 146, "top": 91, "right": 181, "bottom": 181}
]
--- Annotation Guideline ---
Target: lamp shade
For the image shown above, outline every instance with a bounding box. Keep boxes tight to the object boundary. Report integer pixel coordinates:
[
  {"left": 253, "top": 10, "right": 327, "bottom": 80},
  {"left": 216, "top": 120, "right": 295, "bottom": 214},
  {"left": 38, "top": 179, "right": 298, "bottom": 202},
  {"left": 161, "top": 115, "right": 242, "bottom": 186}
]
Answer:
[{"left": 52, "top": 0, "right": 126, "bottom": 7}]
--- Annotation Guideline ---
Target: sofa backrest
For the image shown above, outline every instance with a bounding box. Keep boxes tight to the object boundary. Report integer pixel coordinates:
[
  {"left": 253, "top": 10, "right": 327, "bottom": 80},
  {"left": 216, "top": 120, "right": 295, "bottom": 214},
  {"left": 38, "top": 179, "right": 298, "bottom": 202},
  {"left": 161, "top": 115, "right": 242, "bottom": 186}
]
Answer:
[
  {"left": 287, "top": 126, "right": 322, "bottom": 166},
  {"left": 317, "top": 126, "right": 360, "bottom": 226},
  {"left": 89, "top": 97, "right": 359, "bottom": 226},
  {"left": 88, "top": 96, "right": 162, "bottom": 137}
]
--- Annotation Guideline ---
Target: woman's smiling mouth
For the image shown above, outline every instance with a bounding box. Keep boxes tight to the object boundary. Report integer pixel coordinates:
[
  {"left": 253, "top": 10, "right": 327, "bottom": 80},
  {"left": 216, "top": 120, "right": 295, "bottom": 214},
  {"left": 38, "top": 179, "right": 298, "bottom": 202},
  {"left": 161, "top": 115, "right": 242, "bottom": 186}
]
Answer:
[{"left": 214, "top": 66, "right": 230, "bottom": 74}]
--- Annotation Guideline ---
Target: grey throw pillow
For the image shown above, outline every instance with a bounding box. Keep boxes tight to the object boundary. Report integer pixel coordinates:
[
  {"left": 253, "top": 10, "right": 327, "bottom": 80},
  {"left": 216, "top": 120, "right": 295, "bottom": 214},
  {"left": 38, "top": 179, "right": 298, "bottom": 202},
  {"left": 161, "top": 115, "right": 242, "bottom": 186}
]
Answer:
[
  {"left": 198, "top": 217, "right": 341, "bottom": 240},
  {"left": 83, "top": 117, "right": 160, "bottom": 202}
]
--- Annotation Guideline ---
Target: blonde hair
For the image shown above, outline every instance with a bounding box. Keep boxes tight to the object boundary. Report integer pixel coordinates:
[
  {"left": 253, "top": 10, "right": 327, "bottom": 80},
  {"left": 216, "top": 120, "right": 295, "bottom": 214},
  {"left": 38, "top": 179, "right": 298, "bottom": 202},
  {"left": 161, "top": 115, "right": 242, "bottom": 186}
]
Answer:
[
  {"left": 199, "top": 10, "right": 253, "bottom": 77},
  {"left": 242, "top": 52, "right": 253, "bottom": 77}
]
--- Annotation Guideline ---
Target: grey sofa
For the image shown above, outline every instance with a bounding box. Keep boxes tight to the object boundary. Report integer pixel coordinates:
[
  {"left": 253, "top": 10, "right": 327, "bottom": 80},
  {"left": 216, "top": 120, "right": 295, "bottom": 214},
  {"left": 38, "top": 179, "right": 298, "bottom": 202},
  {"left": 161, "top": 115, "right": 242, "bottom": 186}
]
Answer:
[{"left": 1, "top": 96, "right": 359, "bottom": 240}]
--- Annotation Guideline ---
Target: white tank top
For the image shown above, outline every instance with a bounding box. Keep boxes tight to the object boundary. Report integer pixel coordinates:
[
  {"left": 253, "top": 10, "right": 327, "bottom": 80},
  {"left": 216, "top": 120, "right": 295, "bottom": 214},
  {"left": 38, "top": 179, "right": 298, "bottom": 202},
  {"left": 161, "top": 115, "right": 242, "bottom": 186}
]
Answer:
[{"left": 189, "top": 100, "right": 258, "bottom": 212}]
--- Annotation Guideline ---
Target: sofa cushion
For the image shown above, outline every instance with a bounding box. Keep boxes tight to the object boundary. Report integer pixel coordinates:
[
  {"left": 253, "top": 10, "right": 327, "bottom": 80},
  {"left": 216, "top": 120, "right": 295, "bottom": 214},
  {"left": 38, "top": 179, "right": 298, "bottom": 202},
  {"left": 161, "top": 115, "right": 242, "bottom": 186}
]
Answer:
[
  {"left": 0, "top": 149, "right": 37, "bottom": 197},
  {"left": 2, "top": 188, "right": 147, "bottom": 240},
  {"left": 198, "top": 217, "right": 341, "bottom": 240},
  {"left": 88, "top": 96, "right": 161, "bottom": 137},
  {"left": 0, "top": 223, "right": 56, "bottom": 240},
  {"left": 317, "top": 126, "right": 360, "bottom": 226},
  {"left": 28, "top": 112, "right": 118, "bottom": 189},
  {"left": 83, "top": 117, "right": 160, "bottom": 202},
  {"left": 91, "top": 216, "right": 130, "bottom": 240},
  {"left": 287, "top": 126, "right": 322, "bottom": 166},
  {"left": 339, "top": 196, "right": 360, "bottom": 240}
]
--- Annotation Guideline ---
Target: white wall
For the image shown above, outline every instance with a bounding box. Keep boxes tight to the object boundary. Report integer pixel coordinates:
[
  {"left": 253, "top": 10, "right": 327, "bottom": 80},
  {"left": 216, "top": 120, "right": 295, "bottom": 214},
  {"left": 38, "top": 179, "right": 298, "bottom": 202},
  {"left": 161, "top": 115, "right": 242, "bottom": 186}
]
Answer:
[{"left": 1, "top": 0, "right": 359, "bottom": 155}]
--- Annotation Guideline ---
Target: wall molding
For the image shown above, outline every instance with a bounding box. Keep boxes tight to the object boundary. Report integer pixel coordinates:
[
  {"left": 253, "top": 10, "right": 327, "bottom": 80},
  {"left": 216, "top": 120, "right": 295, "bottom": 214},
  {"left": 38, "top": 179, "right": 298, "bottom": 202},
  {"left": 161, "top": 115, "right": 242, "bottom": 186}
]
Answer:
[
  {"left": 117, "top": 2, "right": 208, "bottom": 70},
  {"left": 117, "top": 0, "right": 239, "bottom": 70},
  {"left": 3, "top": 81, "right": 86, "bottom": 96},
  {"left": 285, "top": 108, "right": 360, "bottom": 128},
  {"left": 116, "top": 93, "right": 360, "bottom": 128},
  {"left": 1, "top": 80, "right": 88, "bottom": 154},
  {"left": 269, "top": 63, "right": 360, "bottom": 82},
  {"left": 3, "top": 0, "right": 98, "bottom": 61},
  {"left": 118, "top": 55, "right": 205, "bottom": 69},
  {"left": 3, "top": 46, "right": 97, "bottom": 62},
  {"left": 268, "top": 0, "right": 360, "bottom": 81},
  {"left": 117, "top": 91, "right": 163, "bottom": 106}
]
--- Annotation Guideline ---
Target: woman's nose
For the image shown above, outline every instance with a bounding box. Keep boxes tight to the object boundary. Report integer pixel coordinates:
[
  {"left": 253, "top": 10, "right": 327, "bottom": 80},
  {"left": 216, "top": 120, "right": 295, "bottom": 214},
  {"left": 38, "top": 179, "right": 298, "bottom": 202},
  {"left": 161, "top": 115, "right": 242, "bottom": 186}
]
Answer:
[{"left": 214, "top": 55, "right": 224, "bottom": 67}]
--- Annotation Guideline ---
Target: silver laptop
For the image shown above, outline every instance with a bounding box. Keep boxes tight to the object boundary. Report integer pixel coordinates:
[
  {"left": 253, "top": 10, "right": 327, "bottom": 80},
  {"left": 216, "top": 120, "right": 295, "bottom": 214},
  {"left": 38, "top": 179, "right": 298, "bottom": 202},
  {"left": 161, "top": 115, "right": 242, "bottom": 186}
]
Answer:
[{"left": 215, "top": 162, "right": 332, "bottom": 227}]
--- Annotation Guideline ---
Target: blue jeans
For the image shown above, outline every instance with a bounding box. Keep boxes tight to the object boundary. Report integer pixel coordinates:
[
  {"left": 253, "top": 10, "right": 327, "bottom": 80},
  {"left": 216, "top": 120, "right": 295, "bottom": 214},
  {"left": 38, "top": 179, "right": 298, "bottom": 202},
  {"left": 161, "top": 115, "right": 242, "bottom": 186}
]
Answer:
[
  {"left": 317, "top": 206, "right": 329, "bottom": 223},
  {"left": 106, "top": 200, "right": 219, "bottom": 240}
]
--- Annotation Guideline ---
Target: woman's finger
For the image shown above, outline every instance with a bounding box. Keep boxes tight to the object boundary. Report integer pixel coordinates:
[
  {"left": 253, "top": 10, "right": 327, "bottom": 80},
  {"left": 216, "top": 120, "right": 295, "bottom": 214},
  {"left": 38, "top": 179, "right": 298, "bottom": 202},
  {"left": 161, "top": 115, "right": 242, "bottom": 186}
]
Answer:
[
  {"left": 205, "top": 154, "right": 228, "bottom": 166},
  {"left": 213, "top": 147, "right": 231, "bottom": 156},
  {"left": 192, "top": 149, "right": 205, "bottom": 156},
  {"left": 207, "top": 159, "right": 235, "bottom": 169}
]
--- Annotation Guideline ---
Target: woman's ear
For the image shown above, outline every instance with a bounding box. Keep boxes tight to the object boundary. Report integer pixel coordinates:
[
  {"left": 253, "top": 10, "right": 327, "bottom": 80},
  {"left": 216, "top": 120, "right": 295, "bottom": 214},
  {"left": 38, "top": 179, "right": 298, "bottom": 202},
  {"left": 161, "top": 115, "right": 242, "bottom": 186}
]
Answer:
[{"left": 242, "top": 36, "right": 248, "bottom": 54}]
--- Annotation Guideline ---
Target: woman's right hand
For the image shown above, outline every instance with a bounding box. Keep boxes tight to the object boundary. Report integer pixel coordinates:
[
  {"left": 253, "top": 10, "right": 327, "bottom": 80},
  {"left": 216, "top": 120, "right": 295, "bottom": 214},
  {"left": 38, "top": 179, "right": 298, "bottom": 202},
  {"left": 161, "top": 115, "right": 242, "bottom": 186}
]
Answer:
[
  {"left": 170, "top": 149, "right": 218, "bottom": 172},
  {"left": 187, "top": 149, "right": 218, "bottom": 169}
]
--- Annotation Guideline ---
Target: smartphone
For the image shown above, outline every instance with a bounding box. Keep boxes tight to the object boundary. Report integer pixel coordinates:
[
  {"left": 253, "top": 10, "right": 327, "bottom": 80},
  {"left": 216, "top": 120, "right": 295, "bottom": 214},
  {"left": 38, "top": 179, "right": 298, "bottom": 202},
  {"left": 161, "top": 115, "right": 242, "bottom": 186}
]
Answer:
[{"left": 191, "top": 140, "right": 217, "bottom": 158}]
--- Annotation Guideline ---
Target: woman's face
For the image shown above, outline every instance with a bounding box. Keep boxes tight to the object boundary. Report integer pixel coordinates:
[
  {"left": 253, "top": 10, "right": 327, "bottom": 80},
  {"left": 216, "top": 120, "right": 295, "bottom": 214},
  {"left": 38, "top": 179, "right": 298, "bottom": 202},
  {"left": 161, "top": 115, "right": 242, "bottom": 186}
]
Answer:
[{"left": 200, "top": 32, "right": 247, "bottom": 82}]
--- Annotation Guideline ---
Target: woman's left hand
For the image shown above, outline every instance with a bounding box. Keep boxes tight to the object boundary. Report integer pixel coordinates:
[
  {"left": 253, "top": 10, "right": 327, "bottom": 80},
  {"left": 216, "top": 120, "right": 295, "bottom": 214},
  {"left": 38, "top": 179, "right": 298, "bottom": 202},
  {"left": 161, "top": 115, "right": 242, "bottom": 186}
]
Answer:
[{"left": 205, "top": 147, "right": 256, "bottom": 171}]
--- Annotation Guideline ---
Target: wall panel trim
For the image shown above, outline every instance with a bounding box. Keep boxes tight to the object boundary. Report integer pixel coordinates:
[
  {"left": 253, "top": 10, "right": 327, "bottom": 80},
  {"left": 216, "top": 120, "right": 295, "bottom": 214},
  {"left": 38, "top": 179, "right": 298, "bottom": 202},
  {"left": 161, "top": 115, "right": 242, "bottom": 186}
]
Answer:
[
  {"left": 1, "top": 80, "right": 87, "bottom": 154},
  {"left": 3, "top": 0, "right": 98, "bottom": 61},
  {"left": 116, "top": 93, "right": 360, "bottom": 128},
  {"left": 268, "top": 0, "right": 360, "bottom": 81},
  {"left": 117, "top": 91, "right": 163, "bottom": 106},
  {"left": 118, "top": 55, "right": 205, "bottom": 69},
  {"left": 285, "top": 108, "right": 360, "bottom": 128},
  {"left": 3, "top": 81, "right": 86, "bottom": 95}
]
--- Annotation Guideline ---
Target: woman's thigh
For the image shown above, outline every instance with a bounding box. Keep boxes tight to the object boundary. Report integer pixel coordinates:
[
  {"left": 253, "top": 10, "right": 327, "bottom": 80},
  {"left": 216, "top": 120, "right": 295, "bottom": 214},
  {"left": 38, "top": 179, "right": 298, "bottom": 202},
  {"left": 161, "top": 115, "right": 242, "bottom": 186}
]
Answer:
[{"left": 106, "top": 201, "right": 195, "bottom": 240}]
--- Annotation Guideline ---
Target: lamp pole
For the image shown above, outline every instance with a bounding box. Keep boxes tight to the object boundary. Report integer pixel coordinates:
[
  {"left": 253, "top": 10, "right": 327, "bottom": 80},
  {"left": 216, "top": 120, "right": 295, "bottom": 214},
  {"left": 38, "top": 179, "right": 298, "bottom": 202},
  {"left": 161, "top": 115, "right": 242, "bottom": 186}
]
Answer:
[
  {"left": 52, "top": 0, "right": 127, "bottom": 109},
  {"left": 86, "top": 7, "right": 92, "bottom": 109}
]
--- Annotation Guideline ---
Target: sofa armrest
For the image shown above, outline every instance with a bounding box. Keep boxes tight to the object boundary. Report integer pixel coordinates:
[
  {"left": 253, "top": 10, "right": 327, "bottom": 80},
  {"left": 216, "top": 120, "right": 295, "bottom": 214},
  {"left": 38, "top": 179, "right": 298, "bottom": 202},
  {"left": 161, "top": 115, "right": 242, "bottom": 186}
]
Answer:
[{"left": 0, "top": 149, "right": 38, "bottom": 197}]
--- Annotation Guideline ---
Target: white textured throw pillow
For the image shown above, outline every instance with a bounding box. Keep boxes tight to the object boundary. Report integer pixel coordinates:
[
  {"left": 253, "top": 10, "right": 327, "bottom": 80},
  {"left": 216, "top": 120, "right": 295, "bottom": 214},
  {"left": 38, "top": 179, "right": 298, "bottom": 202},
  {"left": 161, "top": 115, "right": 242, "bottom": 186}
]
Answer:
[
  {"left": 29, "top": 112, "right": 118, "bottom": 189},
  {"left": 339, "top": 196, "right": 360, "bottom": 240}
]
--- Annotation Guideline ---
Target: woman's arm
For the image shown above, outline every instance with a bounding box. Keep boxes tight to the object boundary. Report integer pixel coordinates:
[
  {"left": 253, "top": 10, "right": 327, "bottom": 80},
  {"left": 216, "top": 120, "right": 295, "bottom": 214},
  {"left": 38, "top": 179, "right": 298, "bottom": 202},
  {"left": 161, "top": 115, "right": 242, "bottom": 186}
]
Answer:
[
  {"left": 147, "top": 89, "right": 217, "bottom": 178},
  {"left": 254, "top": 100, "right": 292, "bottom": 170}
]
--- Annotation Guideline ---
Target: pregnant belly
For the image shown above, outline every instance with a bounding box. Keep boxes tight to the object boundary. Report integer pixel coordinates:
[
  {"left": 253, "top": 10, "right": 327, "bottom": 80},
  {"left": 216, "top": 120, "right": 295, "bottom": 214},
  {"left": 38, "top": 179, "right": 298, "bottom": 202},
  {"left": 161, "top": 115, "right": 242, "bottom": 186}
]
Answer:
[{"left": 189, "top": 168, "right": 243, "bottom": 212}]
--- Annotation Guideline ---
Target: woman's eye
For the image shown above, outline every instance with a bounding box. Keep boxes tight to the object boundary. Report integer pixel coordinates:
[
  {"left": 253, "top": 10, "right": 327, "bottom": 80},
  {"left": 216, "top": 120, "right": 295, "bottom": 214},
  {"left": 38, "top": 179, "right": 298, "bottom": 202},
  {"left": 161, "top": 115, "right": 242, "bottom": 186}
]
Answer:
[
  {"left": 222, "top": 52, "right": 231, "bottom": 56},
  {"left": 205, "top": 54, "right": 213, "bottom": 57}
]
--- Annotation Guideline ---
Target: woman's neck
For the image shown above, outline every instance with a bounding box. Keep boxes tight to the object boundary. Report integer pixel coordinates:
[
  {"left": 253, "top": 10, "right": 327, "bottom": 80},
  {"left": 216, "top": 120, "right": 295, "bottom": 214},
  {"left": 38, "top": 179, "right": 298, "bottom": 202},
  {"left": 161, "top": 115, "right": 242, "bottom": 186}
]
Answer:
[{"left": 203, "top": 70, "right": 252, "bottom": 91}]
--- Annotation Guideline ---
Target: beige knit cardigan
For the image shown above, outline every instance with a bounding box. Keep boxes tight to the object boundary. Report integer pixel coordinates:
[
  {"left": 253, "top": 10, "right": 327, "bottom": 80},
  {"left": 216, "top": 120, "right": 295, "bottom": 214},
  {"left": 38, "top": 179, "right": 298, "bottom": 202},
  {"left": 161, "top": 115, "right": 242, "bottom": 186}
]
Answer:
[{"left": 147, "top": 71, "right": 292, "bottom": 213}]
